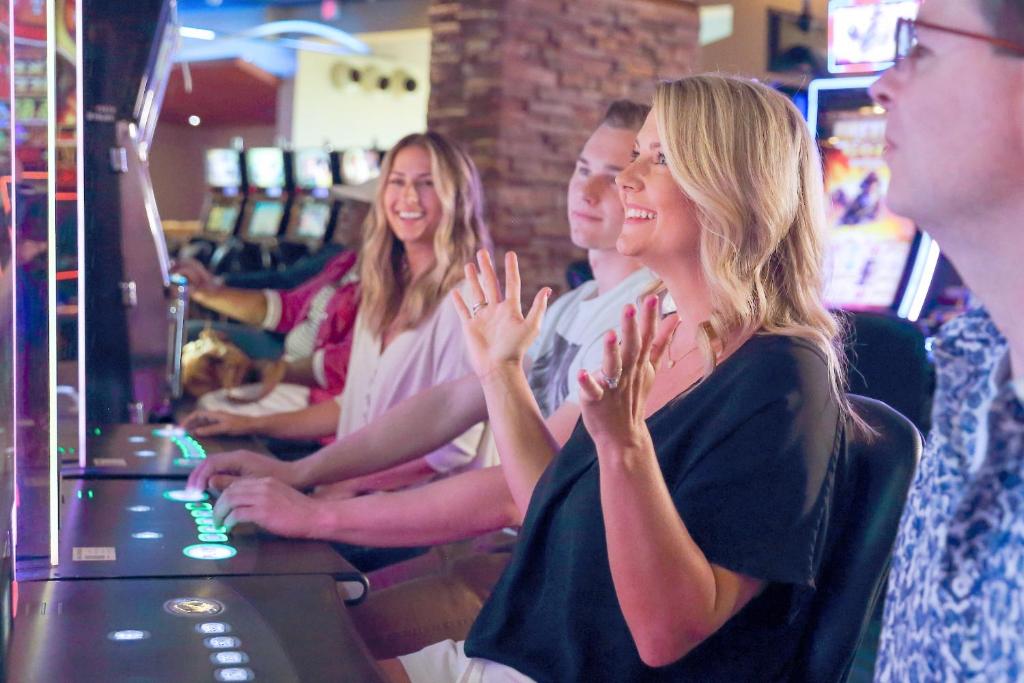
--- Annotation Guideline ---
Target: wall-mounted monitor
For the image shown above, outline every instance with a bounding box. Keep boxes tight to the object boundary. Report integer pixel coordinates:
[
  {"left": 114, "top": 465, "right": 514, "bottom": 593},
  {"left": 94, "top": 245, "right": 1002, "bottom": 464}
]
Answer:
[
  {"left": 828, "top": 0, "right": 919, "bottom": 74},
  {"left": 204, "top": 149, "right": 242, "bottom": 189},
  {"left": 245, "top": 148, "right": 287, "bottom": 190}
]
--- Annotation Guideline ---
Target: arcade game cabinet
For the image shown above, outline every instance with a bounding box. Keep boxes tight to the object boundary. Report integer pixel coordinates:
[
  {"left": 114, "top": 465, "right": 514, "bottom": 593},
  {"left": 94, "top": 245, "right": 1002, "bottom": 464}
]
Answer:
[
  {"left": 280, "top": 147, "right": 336, "bottom": 262},
  {"left": 811, "top": 0, "right": 937, "bottom": 431},
  {"left": 236, "top": 147, "right": 292, "bottom": 271},
  {"left": 189, "top": 147, "right": 248, "bottom": 269}
]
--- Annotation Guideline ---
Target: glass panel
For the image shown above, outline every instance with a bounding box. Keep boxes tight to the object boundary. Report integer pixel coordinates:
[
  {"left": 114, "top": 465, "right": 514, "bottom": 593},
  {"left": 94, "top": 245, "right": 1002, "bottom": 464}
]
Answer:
[
  {"left": 0, "top": 0, "right": 17, "bottom": 657},
  {"left": 11, "top": 0, "right": 56, "bottom": 564}
]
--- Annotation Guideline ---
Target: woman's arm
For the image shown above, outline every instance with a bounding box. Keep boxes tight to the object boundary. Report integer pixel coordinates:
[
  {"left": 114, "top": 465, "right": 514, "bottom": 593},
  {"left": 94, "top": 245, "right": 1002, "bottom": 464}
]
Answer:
[
  {"left": 191, "top": 286, "right": 268, "bottom": 325},
  {"left": 188, "top": 398, "right": 340, "bottom": 441},
  {"left": 213, "top": 466, "right": 521, "bottom": 546},
  {"left": 452, "top": 251, "right": 560, "bottom": 516},
  {"left": 580, "top": 298, "right": 762, "bottom": 667}
]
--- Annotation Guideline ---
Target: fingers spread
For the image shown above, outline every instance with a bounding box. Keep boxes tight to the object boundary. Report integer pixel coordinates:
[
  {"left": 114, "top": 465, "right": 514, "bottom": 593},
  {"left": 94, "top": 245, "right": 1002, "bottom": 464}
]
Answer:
[
  {"left": 504, "top": 251, "right": 521, "bottom": 310},
  {"left": 601, "top": 330, "right": 622, "bottom": 387},
  {"left": 619, "top": 304, "right": 640, "bottom": 368},
  {"left": 577, "top": 369, "right": 605, "bottom": 403},
  {"left": 465, "top": 262, "right": 488, "bottom": 309},
  {"left": 477, "top": 249, "right": 502, "bottom": 305},
  {"left": 524, "top": 287, "right": 551, "bottom": 331}
]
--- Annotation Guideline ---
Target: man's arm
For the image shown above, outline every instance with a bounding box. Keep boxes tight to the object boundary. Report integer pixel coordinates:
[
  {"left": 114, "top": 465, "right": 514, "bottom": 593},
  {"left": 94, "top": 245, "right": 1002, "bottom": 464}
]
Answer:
[
  {"left": 215, "top": 466, "right": 522, "bottom": 546},
  {"left": 290, "top": 374, "right": 488, "bottom": 487},
  {"left": 189, "top": 399, "right": 340, "bottom": 441}
]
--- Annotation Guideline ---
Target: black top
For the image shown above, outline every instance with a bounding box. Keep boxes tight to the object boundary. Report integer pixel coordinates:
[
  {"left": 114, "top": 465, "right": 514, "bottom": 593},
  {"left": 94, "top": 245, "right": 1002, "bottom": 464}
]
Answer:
[{"left": 466, "top": 335, "right": 845, "bottom": 682}]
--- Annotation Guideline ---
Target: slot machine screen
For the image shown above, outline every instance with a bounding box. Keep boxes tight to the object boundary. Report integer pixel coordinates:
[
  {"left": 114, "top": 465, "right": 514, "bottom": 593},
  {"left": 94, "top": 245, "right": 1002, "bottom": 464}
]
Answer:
[
  {"left": 293, "top": 149, "right": 333, "bottom": 190},
  {"left": 340, "top": 149, "right": 380, "bottom": 186},
  {"left": 814, "top": 82, "right": 919, "bottom": 312},
  {"left": 828, "top": 0, "right": 919, "bottom": 74},
  {"left": 203, "top": 205, "right": 239, "bottom": 235},
  {"left": 204, "top": 149, "right": 242, "bottom": 189},
  {"left": 248, "top": 201, "right": 284, "bottom": 238},
  {"left": 295, "top": 202, "right": 331, "bottom": 240},
  {"left": 245, "top": 148, "right": 287, "bottom": 190}
]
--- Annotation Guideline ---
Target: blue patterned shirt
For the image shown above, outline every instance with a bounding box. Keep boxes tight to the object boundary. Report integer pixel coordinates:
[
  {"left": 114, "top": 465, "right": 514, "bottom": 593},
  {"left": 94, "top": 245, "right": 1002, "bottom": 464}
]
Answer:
[{"left": 876, "top": 306, "right": 1024, "bottom": 682}]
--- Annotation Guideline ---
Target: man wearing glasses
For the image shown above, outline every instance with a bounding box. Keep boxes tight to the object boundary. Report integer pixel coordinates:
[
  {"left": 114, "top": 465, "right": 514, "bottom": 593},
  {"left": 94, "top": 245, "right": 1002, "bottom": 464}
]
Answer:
[{"left": 870, "top": 0, "right": 1024, "bottom": 680}]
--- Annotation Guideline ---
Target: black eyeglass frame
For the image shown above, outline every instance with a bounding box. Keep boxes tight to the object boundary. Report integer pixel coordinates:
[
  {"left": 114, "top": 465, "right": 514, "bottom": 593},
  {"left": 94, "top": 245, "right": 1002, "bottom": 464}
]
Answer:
[{"left": 895, "top": 17, "right": 1024, "bottom": 64}]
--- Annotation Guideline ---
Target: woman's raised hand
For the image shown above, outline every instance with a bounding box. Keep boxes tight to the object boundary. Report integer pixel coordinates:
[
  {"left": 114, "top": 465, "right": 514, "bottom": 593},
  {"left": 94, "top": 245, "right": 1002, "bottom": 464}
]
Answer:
[
  {"left": 577, "top": 296, "right": 679, "bottom": 451},
  {"left": 452, "top": 250, "right": 551, "bottom": 381}
]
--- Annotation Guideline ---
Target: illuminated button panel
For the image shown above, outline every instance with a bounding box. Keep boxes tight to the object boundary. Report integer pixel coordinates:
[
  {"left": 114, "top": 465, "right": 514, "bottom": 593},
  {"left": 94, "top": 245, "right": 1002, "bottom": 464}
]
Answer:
[
  {"left": 163, "top": 603, "right": 257, "bottom": 680},
  {"left": 162, "top": 489, "right": 239, "bottom": 561},
  {"left": 151, "top": 426, "right": 209, "bottom": 466}
]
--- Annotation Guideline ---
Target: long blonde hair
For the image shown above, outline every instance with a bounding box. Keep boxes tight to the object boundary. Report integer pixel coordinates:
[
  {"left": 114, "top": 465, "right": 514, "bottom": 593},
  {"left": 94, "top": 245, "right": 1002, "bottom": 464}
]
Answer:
[
  {"left": 358, "top": 132, "right": 492, "bottom": 336},
  {"left": 653, "top": 74, "right": 850, "bottom": 408}
]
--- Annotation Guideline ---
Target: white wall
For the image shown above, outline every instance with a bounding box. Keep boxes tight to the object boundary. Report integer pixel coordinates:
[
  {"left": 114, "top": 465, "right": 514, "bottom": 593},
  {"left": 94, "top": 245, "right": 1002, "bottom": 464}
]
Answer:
[{"left": 290, "top": 28, "right": 431, "bottom": 150}]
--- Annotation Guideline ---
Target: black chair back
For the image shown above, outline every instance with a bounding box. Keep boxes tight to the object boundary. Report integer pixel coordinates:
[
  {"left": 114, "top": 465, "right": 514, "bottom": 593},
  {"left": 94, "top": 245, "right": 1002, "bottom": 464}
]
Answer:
[{"left": 789, "top": 395, "right": 922, "bottom": 682}]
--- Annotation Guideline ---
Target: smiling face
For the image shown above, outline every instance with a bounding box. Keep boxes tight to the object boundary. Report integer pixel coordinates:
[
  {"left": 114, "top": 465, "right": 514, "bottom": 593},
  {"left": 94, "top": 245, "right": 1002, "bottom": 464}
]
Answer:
[
  {"left": 614, "top": 111, "right": 701, "bottom": 267},
  {"left": 382, "top": 144, "right": 444, "bottom": 250},
  {"left": 869, "top": 0, "right": 1024, "bottom": 239},
  {"left": 566, "top": 124, "right": 636, "bottom": 251}
]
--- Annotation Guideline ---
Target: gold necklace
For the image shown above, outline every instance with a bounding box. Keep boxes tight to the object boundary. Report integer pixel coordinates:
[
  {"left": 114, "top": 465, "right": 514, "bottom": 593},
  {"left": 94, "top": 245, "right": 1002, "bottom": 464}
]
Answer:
[
  {"left": 665, "top": 324, "right": 700, "bottom": 369},
  {"left": 665, "top": 321, "right": 717, "bottom": 369}
]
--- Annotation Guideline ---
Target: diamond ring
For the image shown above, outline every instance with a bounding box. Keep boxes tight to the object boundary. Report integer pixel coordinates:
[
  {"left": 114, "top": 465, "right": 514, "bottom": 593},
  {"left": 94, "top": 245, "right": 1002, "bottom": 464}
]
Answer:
[{"left": 600, "top": 370, "right": 621, "bottom": 390}]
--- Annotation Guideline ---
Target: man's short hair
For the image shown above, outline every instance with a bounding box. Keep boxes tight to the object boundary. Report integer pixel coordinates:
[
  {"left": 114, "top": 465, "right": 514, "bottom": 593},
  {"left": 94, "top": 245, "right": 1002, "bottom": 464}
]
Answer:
[
  {"left": 980, "top": 0, "right": 1024, "bottom": 51},
  {"left": 601, "top": 100, "right": 651, "bottom": 132}
]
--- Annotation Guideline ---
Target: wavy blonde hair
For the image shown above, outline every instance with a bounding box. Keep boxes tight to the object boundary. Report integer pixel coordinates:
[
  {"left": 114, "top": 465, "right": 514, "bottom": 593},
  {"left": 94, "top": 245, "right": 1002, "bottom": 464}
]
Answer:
[
  {"left": 653, "top": 74, "right": 850, "bottom": 409},
  {"left": 359, "top": 132, "right": 492, "bottom": 337}
]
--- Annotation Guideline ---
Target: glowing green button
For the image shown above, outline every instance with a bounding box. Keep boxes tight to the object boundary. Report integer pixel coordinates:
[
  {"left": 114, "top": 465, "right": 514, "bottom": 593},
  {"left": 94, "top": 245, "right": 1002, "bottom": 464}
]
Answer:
[
  {"left": 191, "top": 509, "right": 214, "bottom": 519},
  {"left": 163, "top": 489, "right": 208, "bottom": 503},
  {"left": 182, "top": 544, "right": 237, "bottom": 561},
  {"left": 197, "top": 524, "right": 228, "bottom": 534},
  {"left": 93, "top": 427, "right": 102, "bottom": 436},
  {"left": 186, "top": 502, "right": 212, "bottom": 511},
  {"left": 173, "top": 458, "right": 198, "bottom": 468},
  {"left": 198, "top": 533, "right": 229, "bottom": 543}
]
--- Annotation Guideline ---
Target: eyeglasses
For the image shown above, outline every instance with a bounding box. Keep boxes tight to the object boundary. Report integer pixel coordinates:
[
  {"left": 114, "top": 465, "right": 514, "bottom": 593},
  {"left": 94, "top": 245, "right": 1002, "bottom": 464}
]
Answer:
[{"left": 895, "top": 17, "right": 1024, "bottom": 66}]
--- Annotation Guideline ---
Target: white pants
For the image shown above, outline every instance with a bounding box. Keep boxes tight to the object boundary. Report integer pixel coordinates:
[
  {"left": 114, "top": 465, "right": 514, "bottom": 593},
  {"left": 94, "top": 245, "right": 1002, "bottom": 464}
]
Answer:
[
  {"left": 197, "top": 383, "right": 310, "bottom": 416},
  {"left": 398, "top": 640, "right": 535, "bottom": 683}
]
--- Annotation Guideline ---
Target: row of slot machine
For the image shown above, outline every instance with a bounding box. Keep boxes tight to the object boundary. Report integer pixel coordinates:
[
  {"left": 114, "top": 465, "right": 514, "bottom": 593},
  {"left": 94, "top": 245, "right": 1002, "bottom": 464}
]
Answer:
[
  {"left": 0, "top": 1, "right": 387, "bottom": 680},
  {"left": 807, "top": 0, "right": 963, "bottom": 329},
  {"left": 8, "top": 423, "right": 386, "bottom": 681},
  {"left": 190, "top": 145, "right": 381, "bottom": 272}
]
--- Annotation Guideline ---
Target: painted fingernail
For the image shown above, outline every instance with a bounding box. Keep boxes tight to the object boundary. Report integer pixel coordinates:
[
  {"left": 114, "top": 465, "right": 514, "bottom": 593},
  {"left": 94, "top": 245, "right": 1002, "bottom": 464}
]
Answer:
[
  {"left": 625, "top": 305, "right": 636, "bottom": 318},
  {"left": 578, "top": 369, "right": 589, "bottom": 382},
  {"left": 606, "top": 331, "right": 617, "bottom": 344},
  {"left": 646, "top": 295, "right": 658, "bottom": 308}
]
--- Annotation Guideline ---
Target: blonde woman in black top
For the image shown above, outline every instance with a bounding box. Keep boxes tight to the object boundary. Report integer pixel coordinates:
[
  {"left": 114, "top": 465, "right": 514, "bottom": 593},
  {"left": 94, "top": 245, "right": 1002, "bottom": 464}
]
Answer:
[{"left": 382, "top": 74, "right": 851, "bottom": 683}]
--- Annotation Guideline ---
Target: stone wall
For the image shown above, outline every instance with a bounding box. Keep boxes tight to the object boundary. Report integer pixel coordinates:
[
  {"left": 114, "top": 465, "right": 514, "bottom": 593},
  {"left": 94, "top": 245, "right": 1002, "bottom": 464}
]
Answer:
[{"left": 427, "top": 0, "right": 700, "bottom": 294}]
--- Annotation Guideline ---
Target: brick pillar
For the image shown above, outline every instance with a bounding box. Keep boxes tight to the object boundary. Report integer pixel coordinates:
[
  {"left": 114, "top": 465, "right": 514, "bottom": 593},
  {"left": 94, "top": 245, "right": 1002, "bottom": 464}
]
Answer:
[{"left": 428, "top": 0, "right": 700, "bottom": 295}]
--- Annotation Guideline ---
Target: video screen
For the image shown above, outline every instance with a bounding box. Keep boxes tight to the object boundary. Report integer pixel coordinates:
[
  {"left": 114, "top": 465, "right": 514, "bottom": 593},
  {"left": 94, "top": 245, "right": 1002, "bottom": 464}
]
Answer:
[
  {"left": 818, "top": 98, "right": 918, "bottom": 311},
  {"left": 247, "top": 201, "right": 284, "bottom": 238},
  {"left": 293, "top": 149, "right": 333, "bottom": 190},
  {"left": 828, "top": 0, "right": 919, "bottom": 74},
  {"left": 245, "top": 148, "right": 287, "bottom": 189},
  {"left": 296, "top": 202, "right": 331, "bottom": 240},
  {"left": 204, "top": 149, "right": 242, "bottom": 188},
  {"left": 203, "top": 205, "right": 240, "bottom": 235},
  {"left": 340, "top": 148, "right": 381, "bottom": 186}
]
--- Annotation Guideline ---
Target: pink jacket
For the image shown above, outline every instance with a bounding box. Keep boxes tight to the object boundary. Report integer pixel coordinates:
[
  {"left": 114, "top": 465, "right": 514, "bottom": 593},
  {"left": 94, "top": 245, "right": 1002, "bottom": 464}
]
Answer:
[{"left": 263, "top": 250, "right": 360, "bottom": 406}]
